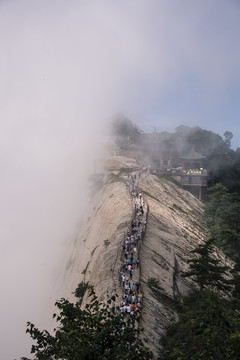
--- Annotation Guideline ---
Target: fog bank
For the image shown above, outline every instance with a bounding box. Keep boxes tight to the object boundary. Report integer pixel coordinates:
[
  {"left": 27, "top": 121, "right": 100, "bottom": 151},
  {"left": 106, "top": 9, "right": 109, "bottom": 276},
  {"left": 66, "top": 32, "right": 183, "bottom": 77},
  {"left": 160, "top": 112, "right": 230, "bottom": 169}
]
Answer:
[
  {"left": 0, "top": 2, "right": 112, "bottom": 358},
  {"left": 0, "top": 112, "right": 108, "bottom": 359}
]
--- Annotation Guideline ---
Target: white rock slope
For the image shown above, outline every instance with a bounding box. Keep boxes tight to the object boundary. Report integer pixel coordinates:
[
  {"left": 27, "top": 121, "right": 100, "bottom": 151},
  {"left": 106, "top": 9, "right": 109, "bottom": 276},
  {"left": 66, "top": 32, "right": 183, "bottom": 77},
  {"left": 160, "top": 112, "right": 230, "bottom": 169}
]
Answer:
[{"left": 64, "top": 156, "right": 232, "bottom": 357}]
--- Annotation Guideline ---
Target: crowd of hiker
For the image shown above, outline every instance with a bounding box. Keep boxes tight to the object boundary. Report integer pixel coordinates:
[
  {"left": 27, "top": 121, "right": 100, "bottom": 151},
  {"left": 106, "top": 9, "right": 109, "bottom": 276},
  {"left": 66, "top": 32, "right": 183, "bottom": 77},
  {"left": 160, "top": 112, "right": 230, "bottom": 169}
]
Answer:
[{"left": 118, "top": 173, "right": 146, "bottom": 321}]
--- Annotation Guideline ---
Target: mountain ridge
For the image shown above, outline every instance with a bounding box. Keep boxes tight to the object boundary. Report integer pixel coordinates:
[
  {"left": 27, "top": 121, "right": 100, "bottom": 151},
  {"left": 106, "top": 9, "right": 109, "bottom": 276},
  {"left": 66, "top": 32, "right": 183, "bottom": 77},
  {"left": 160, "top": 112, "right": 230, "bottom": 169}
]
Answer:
[{"left": 64, "top": 155, "right": 233, "bottom": 356}]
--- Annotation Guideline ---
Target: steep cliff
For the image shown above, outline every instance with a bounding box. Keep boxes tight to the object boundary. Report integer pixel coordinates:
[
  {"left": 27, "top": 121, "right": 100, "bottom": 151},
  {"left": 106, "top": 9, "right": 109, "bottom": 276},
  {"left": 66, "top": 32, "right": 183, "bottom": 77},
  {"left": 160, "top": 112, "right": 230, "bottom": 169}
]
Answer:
[
  {"left": 64, "top": 155, "right": 232, "bottom": 357},
  {"left": 64, "top": 156, "right": 138, "bottom": 303}
]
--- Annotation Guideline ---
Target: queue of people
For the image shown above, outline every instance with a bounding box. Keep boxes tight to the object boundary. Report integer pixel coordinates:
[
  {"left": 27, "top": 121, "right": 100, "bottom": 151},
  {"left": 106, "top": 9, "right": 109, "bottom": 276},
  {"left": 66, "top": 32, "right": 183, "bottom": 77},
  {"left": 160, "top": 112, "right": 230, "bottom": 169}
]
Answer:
[{"left": 119, "top": 173, "right": 146, "bottom": 321}]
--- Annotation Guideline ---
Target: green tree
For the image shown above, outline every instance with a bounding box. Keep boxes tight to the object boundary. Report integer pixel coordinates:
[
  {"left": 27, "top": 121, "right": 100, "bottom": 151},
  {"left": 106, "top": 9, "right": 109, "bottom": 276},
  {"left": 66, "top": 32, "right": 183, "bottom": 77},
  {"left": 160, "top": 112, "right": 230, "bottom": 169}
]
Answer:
[
  {"left": 203, "top": 184, "right": 229, "bottom": 227},
  {"left": 229, "top": 256, "right": 240, "bottom": 300},
  {"left": 182, "top": 238, "right": 230, "bottom": 292},
  {"left": 73, "top": 281, "right": 88, "bottom": 306},
  {"left": 21, "top": 286, "right": 153, "bottom": 360},
  {"left": 159, "top": 290, "right": 240, "bottom": 360},
  {"left": 224, "top": 131, "right": 233, "bottom": 148},
  {"left": 203, "top": 184, "right": 240, "bottom": 260}
]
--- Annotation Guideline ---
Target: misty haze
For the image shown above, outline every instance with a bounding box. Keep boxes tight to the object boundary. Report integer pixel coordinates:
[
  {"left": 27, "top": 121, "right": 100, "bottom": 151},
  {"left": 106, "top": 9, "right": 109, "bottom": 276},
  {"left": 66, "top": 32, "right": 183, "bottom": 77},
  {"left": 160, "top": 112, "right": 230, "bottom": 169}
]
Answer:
[{"left": 1, "top": 1, "right": 240, "bottom": 359}]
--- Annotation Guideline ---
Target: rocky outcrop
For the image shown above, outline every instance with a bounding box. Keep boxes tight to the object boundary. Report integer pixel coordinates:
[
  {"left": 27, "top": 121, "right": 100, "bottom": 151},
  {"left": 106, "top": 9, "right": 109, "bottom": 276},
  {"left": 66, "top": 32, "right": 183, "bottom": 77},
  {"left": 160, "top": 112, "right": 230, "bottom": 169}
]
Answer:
[{"left": 64, "top": 156, "right": 233, "bottom": 357}]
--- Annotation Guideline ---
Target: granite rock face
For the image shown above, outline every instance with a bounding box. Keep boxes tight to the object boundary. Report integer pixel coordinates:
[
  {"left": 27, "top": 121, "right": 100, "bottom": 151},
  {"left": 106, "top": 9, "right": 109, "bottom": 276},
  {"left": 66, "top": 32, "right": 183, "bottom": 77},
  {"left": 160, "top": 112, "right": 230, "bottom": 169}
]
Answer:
[{"left": 64, "top": 156, "right": 232, "bottom": 357}]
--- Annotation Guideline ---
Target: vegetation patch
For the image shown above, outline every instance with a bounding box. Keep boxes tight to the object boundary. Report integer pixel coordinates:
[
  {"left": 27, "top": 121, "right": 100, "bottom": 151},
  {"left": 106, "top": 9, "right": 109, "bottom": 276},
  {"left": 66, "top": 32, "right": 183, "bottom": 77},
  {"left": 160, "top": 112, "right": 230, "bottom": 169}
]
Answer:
[
  {"left": 154, "top": 177, "right": 168, "bottom": 185},
  {"left": 91, "top": 246, "right": 98, "bottom": 257},
  {"left": 108, "top": 173, "right": 127, "bottom": 184},
  {"left": 156, "top": 175, "right": 185, "bottom": 201},
  {"left": 104, "top": 239, "right": 110, "bottom": 248},
  {"left": 157, "top": 174, "right": 181, "bottom": 187},
  {"left": 202, "top": 184, "right": 240, "bottom": 261},
  {"left": 159, "top": 225, "right": 240, "bottom": 359},
  {"left": 173, "top": 257, "right": 181, "bottom": 297},
  {"left": 81, "top": 261, "right": 90, "bottom": 275},
  {"left": 172, "top": 203, "right": 187, "bottom": 214},
  {"left": 141, "top": 190, "right": 160, "bottom": 202},
  {"left": 73, "top": 281, "right": 89, "bottom": 305},
  {"left": 23, "top": 285, "right": 154, "bottom": 359},
  {"left": 149, "top": 213, "right": 172, "bottom": 234}
]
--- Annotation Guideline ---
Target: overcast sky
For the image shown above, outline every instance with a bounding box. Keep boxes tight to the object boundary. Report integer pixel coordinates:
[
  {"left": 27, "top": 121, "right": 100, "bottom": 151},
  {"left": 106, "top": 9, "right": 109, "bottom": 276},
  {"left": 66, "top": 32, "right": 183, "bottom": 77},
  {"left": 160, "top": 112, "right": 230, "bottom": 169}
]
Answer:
[{"left": 1, "top": 1, "right": 240, "bottom": 359}]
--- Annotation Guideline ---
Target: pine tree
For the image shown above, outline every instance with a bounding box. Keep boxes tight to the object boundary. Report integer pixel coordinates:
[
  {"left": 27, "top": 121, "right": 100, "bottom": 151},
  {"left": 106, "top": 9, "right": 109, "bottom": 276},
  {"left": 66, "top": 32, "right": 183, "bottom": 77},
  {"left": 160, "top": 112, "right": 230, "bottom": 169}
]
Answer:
[
  {"left": 182, "top": 238, "right": 230, "bottom": 292},
  {"left": 230, "top": 256, "right": 240, "bottom": 299},
  {"left": 159, "top": 290, "right": 240, "bottom": 360},
  {"left": 203, "top": 184, "right": 240, "bottom": 260}
]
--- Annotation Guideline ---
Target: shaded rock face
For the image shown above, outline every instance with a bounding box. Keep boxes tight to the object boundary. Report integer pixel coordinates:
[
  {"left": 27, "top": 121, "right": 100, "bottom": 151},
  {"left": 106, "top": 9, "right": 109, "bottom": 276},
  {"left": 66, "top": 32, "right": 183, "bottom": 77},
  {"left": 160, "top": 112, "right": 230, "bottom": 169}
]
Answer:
[
  {"left": 138, "top": 175, "right": 206, "bottom": 354},
  {"left": 64, "top": 156, "right": 232, "bottom": 357}
]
